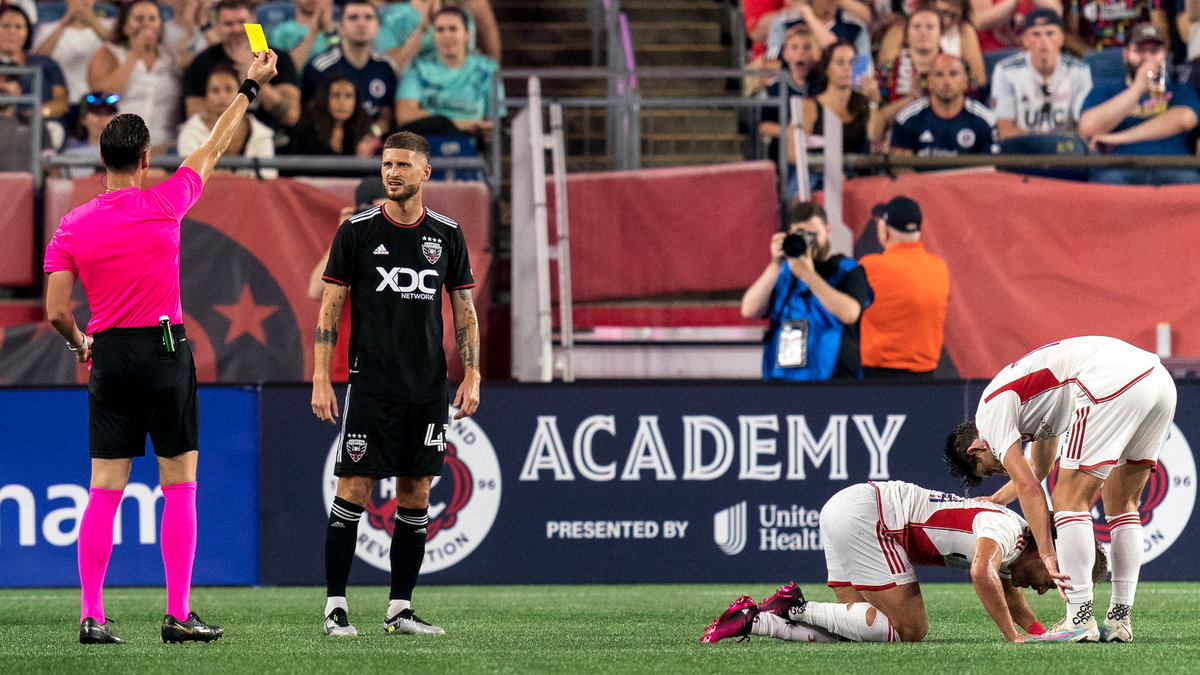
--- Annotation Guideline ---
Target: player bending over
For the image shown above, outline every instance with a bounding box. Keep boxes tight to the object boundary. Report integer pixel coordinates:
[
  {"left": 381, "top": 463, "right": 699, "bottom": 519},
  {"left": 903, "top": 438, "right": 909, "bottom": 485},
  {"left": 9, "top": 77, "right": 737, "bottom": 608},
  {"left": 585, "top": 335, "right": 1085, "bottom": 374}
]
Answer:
[
  {"left": 701, "top": 481, "right": 1105, "bottom": 644},
  {"left": 945, "top": 335, "right": 1176, "bottom": 643}
]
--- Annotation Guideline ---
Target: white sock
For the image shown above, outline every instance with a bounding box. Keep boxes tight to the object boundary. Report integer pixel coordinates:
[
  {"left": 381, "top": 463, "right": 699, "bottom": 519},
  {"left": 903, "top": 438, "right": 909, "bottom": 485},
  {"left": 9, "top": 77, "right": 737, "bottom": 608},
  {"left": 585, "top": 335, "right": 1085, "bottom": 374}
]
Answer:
[
  {"left": 1054, "top": 511, "right": 1096, "bottom": 626},
  {"left": 789, "top": 601, "right": 899, "bottom": 642},
  {"left": 325, "top": 596, "right": 348, "bottom": 617},
  {"left": 751, "top": 612, "right": 839, "bottom": 642},
  {"left": 1107, "top": 511, "right": 1142, "bottom": 618},
  {"left": 387, "top": 599, "right": 411, "bottom": 618}
]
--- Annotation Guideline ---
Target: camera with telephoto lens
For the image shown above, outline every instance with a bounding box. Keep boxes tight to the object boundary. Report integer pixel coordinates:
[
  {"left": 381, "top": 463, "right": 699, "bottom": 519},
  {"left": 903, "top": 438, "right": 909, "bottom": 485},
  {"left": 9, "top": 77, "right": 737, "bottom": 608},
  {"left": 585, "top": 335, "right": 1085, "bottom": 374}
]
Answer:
[{"left": 782, "top": 231, "right": 816, "bottom": 258}]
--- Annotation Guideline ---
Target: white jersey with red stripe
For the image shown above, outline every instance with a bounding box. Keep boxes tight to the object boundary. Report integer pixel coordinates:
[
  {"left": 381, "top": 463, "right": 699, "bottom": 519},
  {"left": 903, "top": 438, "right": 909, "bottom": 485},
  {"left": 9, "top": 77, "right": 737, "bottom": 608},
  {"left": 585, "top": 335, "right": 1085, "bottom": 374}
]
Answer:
[
  {"left": 872, "top": 481, "right": 1028, "bottom": 573},
  {"left": 975, "top": 336, "right": 1161, "bottom": 462}
]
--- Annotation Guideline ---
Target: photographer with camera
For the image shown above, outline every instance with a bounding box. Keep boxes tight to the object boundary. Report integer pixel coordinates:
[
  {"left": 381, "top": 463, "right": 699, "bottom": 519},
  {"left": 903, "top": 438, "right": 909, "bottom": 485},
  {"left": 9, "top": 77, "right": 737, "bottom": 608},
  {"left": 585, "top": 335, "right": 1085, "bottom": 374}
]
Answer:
[{"left": 741, "top": 201, "right": 873, "bottom": 381}]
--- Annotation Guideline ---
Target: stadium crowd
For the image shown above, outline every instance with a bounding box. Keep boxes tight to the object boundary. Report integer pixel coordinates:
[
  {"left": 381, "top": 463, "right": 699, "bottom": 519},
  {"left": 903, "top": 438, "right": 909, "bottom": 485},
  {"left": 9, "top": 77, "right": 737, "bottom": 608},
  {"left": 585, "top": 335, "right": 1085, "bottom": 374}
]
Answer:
[
  {"left": 3, "top": 0, "right": 1200, "bottom": 182},
  {"left": 746, "top": 0, "right": 1200, "bottom": 186},
  {"left": 0, "top": 0, "right": 502, "bottom": 172}
]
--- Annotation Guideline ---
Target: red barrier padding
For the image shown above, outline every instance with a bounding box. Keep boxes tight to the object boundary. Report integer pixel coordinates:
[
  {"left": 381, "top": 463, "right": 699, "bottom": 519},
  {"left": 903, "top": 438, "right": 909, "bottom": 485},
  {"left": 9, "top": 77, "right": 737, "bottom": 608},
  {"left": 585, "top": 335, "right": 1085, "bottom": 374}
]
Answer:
[
  {"left": 0, "top": 173, "right": 34, "bottom": 286},
  {"left": 839, "top": 172, "right": 1200, "bottom": 378},
  {"left": 548, "top": 161, "right": 780, "bottom": 302}
]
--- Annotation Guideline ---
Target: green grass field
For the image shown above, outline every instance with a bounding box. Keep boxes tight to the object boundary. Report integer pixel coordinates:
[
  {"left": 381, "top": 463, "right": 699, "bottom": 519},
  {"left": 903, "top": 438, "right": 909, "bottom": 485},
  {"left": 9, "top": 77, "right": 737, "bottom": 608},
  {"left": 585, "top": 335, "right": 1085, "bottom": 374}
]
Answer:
[{"left": 2, "top": 583, "right": 1198, "bottom": 674}]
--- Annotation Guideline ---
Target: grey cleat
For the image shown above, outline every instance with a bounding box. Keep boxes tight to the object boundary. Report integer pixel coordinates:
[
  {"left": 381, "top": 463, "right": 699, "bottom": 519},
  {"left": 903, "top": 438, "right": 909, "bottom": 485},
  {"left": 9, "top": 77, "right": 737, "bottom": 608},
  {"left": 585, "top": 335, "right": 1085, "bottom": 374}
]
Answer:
[
  {"left": 324, "top": 608, "right": 358, "bottom": 636},
  {"left": 383, "top": 608, "right": 445, "bottom": 635}
]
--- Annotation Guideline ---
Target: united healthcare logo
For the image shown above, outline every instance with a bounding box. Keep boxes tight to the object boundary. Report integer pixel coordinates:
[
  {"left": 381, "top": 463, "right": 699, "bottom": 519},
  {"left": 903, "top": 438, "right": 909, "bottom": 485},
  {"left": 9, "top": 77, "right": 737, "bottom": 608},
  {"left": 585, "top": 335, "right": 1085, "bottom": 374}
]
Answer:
[
  {"left": 714, "top": 501, "right": 747, "bottom": 556},
  {"left": 323, "top": 408, "right": 502, "bottom": 573}
]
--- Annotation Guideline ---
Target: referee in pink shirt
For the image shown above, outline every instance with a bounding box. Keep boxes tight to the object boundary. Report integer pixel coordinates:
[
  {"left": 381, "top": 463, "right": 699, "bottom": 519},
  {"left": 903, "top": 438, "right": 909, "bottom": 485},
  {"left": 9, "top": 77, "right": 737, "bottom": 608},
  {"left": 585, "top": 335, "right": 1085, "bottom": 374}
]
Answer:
[{"left": 43, "top": 50, "right": 277, "bottom": 645}]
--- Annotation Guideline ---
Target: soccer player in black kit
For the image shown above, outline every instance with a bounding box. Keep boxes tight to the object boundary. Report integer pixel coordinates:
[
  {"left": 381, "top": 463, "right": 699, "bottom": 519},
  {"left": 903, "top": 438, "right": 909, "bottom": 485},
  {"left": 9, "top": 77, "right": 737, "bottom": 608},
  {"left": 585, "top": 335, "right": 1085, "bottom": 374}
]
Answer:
[{"left": 311, "top": 131, "right": 481, "bottom": 636}]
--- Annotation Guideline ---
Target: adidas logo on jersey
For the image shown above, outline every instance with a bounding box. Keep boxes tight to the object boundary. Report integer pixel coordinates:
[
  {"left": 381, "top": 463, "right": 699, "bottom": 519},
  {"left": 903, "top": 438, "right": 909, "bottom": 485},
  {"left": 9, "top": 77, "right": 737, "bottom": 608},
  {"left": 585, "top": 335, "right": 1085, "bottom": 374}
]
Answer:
[
  {"left": 919, "top": 130, "right": 934, "bottom": 143},
  {"left": 373, "top": 244, "right": 389, "bottom": 255}
]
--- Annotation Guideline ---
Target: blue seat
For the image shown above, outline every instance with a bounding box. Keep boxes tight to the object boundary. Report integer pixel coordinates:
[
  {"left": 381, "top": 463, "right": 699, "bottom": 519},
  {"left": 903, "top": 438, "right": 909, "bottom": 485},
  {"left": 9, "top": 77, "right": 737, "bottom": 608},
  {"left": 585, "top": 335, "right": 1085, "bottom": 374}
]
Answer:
[
  {"left": 426, "top": 135, "right": 481, "bottom": 181},
  {"left": 984, "top": 48, "right": 1020, "bottom": 81},
  {"left": 256, "top": 0, "right": 296, "bottom": 33},
  {"left": 37, "top": 0, "right": 117, "bottom": 24},
  {"left": 1086, "top": 48, "right": 1125, "bottom": 87},
  {"left": 158, "top": 2, "right": 174, "bottom": 21},
  {"left": 998, "top": 134, "right": 1088, "bottom": 181},
  {"left": 36, "top": 1, "right": 67, "bottom": 24}
]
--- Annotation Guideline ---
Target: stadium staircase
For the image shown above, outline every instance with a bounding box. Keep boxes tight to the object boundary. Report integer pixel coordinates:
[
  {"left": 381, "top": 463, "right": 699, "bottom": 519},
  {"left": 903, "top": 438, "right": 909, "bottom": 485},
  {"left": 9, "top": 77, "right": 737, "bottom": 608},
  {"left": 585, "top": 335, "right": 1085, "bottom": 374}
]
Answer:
[
  {"left": 495, "top": 0, "right": 761, "bottom": 378},
  {"left": 495, "top": 0, "right": 744, "bottom": 171}
]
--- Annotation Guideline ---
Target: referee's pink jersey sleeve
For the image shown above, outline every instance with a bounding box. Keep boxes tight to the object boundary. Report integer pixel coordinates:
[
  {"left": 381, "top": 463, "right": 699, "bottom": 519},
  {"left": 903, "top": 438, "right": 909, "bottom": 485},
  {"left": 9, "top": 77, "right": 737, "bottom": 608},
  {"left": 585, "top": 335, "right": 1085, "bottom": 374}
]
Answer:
[
  {"left": 149, "top": 166, "right": 204, "bottom": 218},
  {"left": 43, "top": 228, "right": 77, "bottom": 274}
]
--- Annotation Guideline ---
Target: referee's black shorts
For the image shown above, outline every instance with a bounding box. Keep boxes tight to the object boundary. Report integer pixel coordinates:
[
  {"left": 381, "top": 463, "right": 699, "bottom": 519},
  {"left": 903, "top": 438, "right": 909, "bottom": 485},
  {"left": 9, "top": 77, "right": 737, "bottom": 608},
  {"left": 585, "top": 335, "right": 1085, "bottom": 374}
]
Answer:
[
  {"left": 335, "top": 386, "right": 447, "bottom": 478},
  {"left": 88, "top": 324, "right": 198, "bottom": 459}
]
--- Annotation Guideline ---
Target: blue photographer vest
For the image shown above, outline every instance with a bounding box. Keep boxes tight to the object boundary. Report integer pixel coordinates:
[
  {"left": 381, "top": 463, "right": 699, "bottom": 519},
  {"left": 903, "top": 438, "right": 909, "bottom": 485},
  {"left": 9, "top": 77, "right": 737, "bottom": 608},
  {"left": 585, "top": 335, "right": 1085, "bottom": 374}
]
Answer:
[{"left": 762, "top": 257, "right": 867, "bottom": 381}]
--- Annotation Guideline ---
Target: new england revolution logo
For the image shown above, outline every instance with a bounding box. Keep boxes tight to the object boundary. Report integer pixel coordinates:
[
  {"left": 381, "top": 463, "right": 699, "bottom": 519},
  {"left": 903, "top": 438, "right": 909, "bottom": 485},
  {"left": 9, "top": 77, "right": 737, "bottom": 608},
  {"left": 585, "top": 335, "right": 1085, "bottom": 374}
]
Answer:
[
  {"left": 323, "top": 409, "right": 501, "bottom": 573},
  {"left": 1047, "top": 423, "right": 1195, "bottom": 564}
]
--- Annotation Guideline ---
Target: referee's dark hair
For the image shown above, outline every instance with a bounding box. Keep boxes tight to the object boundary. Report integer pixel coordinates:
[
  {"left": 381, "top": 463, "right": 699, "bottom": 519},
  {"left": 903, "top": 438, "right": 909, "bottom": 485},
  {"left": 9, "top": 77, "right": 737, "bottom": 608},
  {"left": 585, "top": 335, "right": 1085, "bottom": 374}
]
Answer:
[
  {"left": 100, "top": 114, "right": 151, "bottom": 173},
  {"left": 787, "top": 201, "right": 827, "bottom": 228},
  {"left": 383, "top": 131, "right": 430, "bottom": 161}
]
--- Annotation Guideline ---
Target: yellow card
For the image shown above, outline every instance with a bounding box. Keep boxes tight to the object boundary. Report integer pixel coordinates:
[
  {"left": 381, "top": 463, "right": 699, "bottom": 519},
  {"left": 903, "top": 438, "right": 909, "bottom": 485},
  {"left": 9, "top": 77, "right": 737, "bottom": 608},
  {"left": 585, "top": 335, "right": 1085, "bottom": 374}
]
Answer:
[{"left": 244, "top": 23, "right": 268, "bottom": 53}]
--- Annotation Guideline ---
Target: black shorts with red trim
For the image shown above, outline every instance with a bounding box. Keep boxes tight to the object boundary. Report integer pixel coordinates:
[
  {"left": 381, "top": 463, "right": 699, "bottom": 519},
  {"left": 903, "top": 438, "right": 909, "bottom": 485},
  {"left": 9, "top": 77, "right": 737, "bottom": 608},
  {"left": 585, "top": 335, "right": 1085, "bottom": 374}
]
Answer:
[
  {"left": 88, "top": 324, "right": 198, "bottom": 459},
  {"left": 335, "top": 386, "right": 447, "bottom": 478}
]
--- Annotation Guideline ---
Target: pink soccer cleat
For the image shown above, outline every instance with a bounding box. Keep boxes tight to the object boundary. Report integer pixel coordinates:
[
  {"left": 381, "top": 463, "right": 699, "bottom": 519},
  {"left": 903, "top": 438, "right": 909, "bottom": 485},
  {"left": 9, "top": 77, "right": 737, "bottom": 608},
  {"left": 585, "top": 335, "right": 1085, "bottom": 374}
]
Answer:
[
  {"left": 759, "top": 581, "right": 808, "bottom": 619},
  {"left": 700, "top": 596, "right": 759, "bottom": 643}
]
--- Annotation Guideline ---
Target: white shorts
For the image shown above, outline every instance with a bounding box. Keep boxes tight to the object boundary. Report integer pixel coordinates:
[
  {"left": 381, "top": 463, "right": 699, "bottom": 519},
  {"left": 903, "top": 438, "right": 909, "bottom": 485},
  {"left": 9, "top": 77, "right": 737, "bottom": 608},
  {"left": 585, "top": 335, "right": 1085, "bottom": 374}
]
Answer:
[
  {"left": 1059, "top": 363, "right": 1177, "bottom": 480},
  {"left": 820, "top": 483, "right": 917, "bottom": 590}
]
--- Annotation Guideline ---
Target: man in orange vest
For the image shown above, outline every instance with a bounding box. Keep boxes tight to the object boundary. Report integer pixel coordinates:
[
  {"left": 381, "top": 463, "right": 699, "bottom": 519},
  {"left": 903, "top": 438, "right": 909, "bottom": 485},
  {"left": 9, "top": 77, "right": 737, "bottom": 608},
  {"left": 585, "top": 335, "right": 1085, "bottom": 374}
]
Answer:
[{"left": 858, "top": 196, "right": 949, "bottom": 380}]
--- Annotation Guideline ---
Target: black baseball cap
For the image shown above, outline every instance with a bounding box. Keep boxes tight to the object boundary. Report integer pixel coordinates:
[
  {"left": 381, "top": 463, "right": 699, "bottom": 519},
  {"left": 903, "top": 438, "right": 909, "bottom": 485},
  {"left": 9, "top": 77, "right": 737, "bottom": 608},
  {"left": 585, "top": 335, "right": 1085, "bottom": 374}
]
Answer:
[
  {"left": 354, "top": 176, "right": 387, "bottom": 210},
  {"left": 1023, "top": 8, "right": 1062, "bottom": 31},
  {"left": 877, "top": 196, "right": 922, "bottom": 232},
  {"left": 1129, "top": 23, "right": 1166, "bottom": 45}
]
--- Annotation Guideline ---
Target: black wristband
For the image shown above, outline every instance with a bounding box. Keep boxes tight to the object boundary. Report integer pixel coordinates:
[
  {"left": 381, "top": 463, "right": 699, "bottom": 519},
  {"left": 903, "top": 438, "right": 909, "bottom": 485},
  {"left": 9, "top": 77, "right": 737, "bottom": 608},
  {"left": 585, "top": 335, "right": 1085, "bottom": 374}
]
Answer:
[{"left": 239, "top": 79, "right": 260, "bottom": 103}]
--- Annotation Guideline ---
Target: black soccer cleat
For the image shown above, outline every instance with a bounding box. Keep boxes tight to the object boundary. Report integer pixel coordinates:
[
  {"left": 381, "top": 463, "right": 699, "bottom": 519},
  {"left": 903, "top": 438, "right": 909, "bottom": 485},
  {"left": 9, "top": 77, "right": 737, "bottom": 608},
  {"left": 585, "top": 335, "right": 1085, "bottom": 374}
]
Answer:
[
  {"left": 162, "top": 611, "right": 224, "bottom": 643},
  {"left": 79, "top": 617, "right": 123, "bottom": 644}
]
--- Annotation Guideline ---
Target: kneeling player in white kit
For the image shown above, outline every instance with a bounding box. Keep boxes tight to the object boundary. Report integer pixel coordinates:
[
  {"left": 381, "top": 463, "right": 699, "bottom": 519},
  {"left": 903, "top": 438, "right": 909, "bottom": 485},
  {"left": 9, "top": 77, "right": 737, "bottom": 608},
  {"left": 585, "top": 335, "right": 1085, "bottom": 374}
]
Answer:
[
  {"left": 701, "top": 481, "right": 1104, "bottom": 643},
  {"left": 944, "top": 335, "right": 1177, "bottom": 643}
]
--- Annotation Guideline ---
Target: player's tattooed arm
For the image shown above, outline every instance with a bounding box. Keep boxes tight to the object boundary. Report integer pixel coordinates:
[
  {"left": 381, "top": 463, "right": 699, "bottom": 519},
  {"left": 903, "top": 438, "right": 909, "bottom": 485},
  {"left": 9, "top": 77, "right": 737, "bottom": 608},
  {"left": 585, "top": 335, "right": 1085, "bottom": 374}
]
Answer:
[
  {"left": 313, "top": 284, "right": 347, "bottom": 373},
  {"left": 451, "top": 288, "right": 480, "bottom": 372},
  {"left": 312, "top": 283, "right": 347, "bottom": 423}
]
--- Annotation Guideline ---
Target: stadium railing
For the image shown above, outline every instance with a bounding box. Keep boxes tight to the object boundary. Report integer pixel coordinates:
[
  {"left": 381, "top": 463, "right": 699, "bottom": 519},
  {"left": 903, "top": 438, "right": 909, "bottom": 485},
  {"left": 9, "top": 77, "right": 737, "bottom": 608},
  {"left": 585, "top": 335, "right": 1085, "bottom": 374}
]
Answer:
[{"left": 0, "top": 64, "right": 45, "bottom": 189}]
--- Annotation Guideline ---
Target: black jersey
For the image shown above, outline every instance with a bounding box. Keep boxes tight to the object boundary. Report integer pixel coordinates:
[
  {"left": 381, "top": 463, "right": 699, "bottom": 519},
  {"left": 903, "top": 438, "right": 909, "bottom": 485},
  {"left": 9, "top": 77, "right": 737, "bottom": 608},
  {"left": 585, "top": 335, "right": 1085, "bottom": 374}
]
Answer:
[{"left": 323, "top": 205, "right": 475, "bottom": 403}]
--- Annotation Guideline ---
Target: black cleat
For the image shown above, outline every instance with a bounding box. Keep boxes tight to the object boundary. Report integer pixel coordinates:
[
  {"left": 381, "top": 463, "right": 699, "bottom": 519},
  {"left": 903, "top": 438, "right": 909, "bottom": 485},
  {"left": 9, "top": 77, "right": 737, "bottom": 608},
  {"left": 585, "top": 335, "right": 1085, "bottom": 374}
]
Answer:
[
  {"left": 162, "top": 611, "right": 224, "bottom": 643},
  {"left": 79, "top": 617, "right": 123, "bottom": 644}
]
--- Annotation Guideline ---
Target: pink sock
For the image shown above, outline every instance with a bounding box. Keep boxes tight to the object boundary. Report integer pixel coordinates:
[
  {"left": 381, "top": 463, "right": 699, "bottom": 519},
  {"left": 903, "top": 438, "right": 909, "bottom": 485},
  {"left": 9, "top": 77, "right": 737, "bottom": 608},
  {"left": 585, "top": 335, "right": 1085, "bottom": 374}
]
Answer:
[
  {"left": 78, "top": 487, "right": 124, "bottom": 623},
  {"left": 161, "top": 481, "right": 197, "bottom": 620}
]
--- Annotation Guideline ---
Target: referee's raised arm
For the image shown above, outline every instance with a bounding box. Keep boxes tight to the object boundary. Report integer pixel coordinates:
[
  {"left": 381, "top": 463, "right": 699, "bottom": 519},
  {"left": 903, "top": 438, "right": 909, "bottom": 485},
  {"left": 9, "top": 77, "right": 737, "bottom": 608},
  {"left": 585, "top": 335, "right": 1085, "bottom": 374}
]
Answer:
[{"left": 181, "top": 50, "right": 279, "bottom": 184}]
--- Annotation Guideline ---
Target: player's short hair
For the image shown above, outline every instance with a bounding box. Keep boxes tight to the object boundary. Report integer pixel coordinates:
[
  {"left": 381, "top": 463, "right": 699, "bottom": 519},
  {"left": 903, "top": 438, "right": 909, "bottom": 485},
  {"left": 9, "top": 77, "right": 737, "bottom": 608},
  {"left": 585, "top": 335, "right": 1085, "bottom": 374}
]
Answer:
[
  {"left": 787, "top": 201, "right": 827, "bottom": 227},
  {"left": 383, "top": 131, "right": 430, "bottom": 161},
  {"left": 944, "top": 421, "right": 983, "bottom": 489},
  {"left": 99, "top": 113, "right": 150, "bottom": 172},
  {"left": 1022, "top": 529, "right": 1109, "bottom": 583}
]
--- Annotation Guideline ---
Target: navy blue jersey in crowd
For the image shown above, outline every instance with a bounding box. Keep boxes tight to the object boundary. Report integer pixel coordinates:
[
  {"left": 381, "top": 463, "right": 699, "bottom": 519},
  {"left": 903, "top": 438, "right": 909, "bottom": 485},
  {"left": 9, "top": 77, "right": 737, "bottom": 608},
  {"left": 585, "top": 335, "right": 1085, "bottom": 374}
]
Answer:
[
  {"left": 302, "top": 47, "right": 398, "bottom": 120},
  {"left": 891, "top": 98, "right": 998, "bottom": 156}
]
